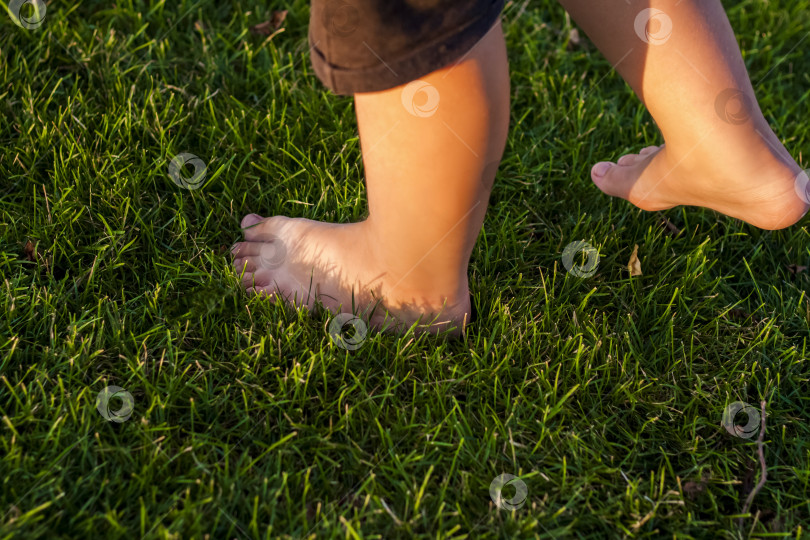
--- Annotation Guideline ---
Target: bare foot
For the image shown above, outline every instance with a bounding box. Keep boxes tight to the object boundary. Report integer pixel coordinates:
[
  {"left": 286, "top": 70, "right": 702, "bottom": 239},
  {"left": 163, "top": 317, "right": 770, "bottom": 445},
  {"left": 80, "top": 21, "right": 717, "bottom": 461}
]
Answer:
[
  {"left": 231, "top": 214, "right": 472, "bottom": 334},
  {"left": 590, "top": 132, "right": 808, "bottom": 230}
]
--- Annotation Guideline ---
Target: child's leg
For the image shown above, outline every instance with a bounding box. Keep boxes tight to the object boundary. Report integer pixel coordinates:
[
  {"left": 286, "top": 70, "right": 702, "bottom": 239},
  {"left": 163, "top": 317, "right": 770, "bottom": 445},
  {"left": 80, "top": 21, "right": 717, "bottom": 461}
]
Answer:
[
  {"left": 559, "top": 0, "right": 808, "bottom": 230},
  {"left": 232, "top": 21, "right": 509, "bottom": 332}
]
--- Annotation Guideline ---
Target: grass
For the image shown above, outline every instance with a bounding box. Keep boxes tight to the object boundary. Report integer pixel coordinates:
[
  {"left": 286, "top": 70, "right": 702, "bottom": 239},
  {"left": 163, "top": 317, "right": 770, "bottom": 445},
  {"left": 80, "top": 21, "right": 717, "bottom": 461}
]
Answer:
[{"left": 1, "top": 0, "right": 810, "bottom": 537}]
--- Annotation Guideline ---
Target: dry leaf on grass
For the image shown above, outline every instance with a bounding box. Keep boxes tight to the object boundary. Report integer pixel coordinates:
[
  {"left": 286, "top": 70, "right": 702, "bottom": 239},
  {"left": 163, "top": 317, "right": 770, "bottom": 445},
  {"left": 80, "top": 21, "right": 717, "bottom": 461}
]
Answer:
[
  {"left": 23, "top": 240, "right": 37, "bottom": 262},
  {"left": 787, "top": 264, "right": 808, "bottom": 275},
  {"left": 270, "top": 10, "right": 288, "bottom": 27},
  {"left": 627, "top": 244, "right": 642, "bottom": 276},
  {"left": 682, "top": 479, "right": 707, "bottom": 499},
  {"left": 250, "top": 10, "right": 288, "bottom": 35}
]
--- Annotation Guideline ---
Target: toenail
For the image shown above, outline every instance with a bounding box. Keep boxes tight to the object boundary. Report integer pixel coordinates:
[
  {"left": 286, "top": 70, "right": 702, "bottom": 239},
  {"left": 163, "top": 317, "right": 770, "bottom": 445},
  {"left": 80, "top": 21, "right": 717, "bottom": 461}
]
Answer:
[
  {"left": 592, "top": 162, "right": 612, "bottom": 178},
  {"left": 241, "top": 214, "right": 264, "bottom": 229}
]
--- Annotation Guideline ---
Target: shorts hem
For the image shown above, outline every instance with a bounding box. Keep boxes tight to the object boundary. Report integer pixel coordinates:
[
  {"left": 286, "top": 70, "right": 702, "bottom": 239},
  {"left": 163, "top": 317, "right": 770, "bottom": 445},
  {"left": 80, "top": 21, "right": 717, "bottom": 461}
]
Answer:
[{"left": 309, "top": 1, "right": 503, "bottom": 95}]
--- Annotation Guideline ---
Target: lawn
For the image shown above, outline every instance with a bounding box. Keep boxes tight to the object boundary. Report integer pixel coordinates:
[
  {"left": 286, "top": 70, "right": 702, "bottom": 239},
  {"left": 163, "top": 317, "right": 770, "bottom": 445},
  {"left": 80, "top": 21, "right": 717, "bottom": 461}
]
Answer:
[{"left": 1, "top": 0, "right": 809, "bottom": 538}]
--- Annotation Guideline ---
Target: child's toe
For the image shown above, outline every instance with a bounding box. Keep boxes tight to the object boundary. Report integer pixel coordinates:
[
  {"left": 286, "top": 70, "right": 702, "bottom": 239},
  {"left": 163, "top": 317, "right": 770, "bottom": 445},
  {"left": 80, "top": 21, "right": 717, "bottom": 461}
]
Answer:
[
  {"left": 591, "top": 161, "right": 613, "bottom": 179},
  {"left": 639, "top": 145, "right": 660, "bottom": 156},
  {"left": 232, "top": 257, "right": 256, "bottom": 274},
  {"left": 240, "top": 272, "right": 258, "bottom": 288},
  {"left": 241, "top": 214, "right": 264, "bottom": 229},
  {"left": 242, "top": 216, "right": 290, "bottom": 242},
  {"left": 591, "top": 161, "right": 633, "bottom": 200},
  {"left": 231, "top": 241, "right": 261, "bottom": 258}
]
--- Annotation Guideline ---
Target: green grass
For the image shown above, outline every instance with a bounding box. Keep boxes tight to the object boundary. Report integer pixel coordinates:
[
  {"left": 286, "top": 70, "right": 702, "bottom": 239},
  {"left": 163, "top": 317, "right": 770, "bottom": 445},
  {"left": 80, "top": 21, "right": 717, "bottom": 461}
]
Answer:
[{"left": 2, "top": 0, "right": 810, "bottom": 538}]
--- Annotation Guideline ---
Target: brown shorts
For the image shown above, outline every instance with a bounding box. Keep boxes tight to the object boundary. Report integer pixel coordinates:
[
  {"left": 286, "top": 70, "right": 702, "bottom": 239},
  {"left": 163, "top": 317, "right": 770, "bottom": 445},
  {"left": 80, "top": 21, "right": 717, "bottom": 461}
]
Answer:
[{"left": 309, "top": 0, "right": 504, "bottom": 95}]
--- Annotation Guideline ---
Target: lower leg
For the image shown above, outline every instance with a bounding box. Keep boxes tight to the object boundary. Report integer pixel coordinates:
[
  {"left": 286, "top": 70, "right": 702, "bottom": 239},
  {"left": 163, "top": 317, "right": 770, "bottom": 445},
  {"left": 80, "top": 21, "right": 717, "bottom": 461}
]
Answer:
[
  {"left": 559, "top": 0, "right": 808, "bottom": 229},
  {"left": 233, "top": 21, "right": 510, "bottom": 333}
]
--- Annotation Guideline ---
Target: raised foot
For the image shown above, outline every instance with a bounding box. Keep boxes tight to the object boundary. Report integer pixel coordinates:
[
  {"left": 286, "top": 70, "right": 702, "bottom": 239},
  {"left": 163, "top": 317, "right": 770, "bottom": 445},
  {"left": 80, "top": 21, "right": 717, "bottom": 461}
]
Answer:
[
  {"left": 590, "top": 140, "right": 808, "bottom": 230},
  {"left": 231, "top": 214, "right": 472, "bottom": 335}
]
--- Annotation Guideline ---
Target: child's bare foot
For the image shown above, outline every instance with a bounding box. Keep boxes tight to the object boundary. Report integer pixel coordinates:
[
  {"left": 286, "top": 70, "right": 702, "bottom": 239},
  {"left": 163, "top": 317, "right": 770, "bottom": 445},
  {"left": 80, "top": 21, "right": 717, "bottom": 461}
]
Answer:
[
  {"left": 231, "top": 214, "right": 472, "bottom": 334},
  {"left": 558, "top": 0, "right": 808, "bottom": 230},
  {"left": 230, "top": 20, "right": 509, "bottom": 337},
  {"left": 590, "top": 131, "right": 808, "bottom": 230}
]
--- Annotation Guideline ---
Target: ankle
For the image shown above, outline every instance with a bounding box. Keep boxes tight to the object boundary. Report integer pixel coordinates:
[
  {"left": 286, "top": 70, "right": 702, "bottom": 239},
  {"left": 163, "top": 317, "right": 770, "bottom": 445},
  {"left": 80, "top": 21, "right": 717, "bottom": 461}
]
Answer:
[{"left": 359, "top": 219, "right": 469, "bottom": 298}]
